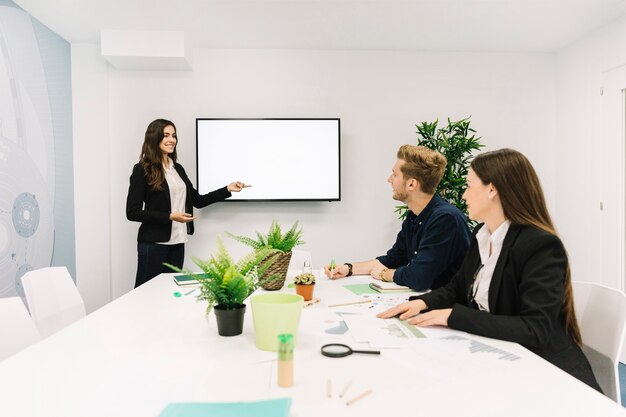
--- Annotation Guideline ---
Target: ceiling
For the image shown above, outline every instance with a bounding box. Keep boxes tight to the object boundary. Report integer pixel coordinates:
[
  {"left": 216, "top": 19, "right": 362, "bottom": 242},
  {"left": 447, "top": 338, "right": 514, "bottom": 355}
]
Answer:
[{"left": 12, "top": 0, "right": 626, "bottom": 52}]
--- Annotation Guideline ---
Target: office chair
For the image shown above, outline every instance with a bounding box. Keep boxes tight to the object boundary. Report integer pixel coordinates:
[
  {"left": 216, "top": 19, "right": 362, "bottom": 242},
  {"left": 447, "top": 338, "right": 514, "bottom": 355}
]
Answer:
[
  {"left": 572, "top": 281, "right": 626, "bottom": 404},
  {"left": 0, "top": 297, "right": 41, "bottom": 361},
  {"left": 20, "top": 267, "right": 86, "bottom": 338}
]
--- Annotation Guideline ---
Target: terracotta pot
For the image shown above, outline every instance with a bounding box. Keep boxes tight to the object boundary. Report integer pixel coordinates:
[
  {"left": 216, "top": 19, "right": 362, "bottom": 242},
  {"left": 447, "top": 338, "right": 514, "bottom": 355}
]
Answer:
[
  {"left": 295, "top": 284, "right": 315, "bottom": 301},
  {"left": 213, "top": 304, "right": 246, "bottom": 336}
]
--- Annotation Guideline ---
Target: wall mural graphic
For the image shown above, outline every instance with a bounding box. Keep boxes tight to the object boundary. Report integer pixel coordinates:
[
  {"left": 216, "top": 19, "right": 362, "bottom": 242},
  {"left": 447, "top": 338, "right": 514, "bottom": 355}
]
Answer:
[{"left": 0, "top": 1, "right": 75, "bottom": 297}]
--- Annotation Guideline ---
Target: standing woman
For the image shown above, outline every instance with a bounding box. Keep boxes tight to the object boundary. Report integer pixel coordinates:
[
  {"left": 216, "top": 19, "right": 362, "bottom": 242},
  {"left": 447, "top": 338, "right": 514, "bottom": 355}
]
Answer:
[
  {"left": 378, "top": 148, "right": 601, "bottom": 391},
  {"left": 126, "top": 119, "right": 249, "bottom": 288}
]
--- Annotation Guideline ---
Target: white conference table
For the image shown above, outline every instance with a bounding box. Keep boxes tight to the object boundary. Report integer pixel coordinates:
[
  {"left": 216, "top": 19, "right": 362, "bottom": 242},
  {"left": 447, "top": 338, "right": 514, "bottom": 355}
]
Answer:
[{"left": 0, "top": 272, "right": 624, "bottom": 417}]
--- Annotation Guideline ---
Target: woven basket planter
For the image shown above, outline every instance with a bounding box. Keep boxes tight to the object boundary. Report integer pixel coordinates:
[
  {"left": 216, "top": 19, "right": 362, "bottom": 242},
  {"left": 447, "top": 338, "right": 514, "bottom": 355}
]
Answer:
[{"left": 260, "top": 251, "right": 292, "bottom": 291}]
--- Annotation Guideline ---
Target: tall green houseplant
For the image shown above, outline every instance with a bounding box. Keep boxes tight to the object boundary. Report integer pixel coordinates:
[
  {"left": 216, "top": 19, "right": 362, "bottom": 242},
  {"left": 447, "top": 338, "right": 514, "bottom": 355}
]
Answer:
[
  {"left": 167, "top": 238, "right": 278, "bottom": 313},
  {"left": 395, "top": 117, "right": 483, "bottom": 223},
  {"left": 227, "top": 220, "right": 305, "bottom": 290}
]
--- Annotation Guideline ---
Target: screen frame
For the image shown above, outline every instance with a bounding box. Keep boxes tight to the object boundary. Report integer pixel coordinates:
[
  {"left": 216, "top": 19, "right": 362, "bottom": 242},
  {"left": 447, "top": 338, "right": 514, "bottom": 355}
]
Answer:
[{"left": 195, "top": 117, "right": 341, "bottom": 202}]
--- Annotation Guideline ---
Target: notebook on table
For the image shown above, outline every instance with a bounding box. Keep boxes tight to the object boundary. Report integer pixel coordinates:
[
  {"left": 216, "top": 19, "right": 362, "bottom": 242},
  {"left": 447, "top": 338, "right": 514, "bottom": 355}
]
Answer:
[
  {"left": 173, "top": 273, "right": 209, "bottom": 286},
  {"left": 369, "top": 281, "right": 413, "bottom": 293}
]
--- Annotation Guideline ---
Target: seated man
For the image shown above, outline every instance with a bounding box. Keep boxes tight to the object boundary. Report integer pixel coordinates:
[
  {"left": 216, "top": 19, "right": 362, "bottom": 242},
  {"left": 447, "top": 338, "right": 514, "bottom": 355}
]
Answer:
[{"left": 324, "top": 145, "right": 471, "bottom": 290}]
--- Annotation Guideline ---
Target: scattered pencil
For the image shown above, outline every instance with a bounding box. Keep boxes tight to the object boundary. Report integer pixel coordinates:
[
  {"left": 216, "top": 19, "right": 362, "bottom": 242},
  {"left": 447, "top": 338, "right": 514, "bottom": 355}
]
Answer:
[
  {"left": 303, "top": 298, "right": 321, "bottom": 308},
  {"left": 328, "top": 299, "right": 372, "bottom": 308},
  {"left": 346, "top": 389, "right": 373, "bottom": 406},
  {"left": 339, "top": 380, "right": 352, "bottom": 398},
  {"left": 327, "top": 379, "right": 332, "bottom": 398}
]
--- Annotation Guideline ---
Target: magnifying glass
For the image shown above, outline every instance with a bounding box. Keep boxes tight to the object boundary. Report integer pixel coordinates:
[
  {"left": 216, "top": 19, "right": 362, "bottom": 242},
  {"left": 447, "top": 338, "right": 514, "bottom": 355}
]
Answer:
[{"left": 320, "top": 343, "right": 381, "bottom": 358}]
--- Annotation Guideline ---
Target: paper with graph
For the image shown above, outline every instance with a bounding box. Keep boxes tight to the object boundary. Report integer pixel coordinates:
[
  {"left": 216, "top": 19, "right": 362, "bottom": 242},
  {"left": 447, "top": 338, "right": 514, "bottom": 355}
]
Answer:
[
  {"left": 383, "top": 332, "right": 524, "bottom": 383},
  {"left": 342, "top": 315, "right": 425, "bottom": 348}
]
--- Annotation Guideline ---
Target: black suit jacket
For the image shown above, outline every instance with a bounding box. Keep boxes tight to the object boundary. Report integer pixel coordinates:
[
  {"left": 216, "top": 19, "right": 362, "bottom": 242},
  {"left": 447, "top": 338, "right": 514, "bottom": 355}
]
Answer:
[
  {"left": 126, "top": 162, "right": 231, "bottom": 243},
  {"left": 416, "top": 224, "right": 600, "bottom": 390}
]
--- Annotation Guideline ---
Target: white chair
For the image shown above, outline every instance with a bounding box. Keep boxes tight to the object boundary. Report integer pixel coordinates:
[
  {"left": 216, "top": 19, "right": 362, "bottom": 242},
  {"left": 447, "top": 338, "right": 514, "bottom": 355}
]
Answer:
[
  {"left": 572, "top": 281, "right": 626, "bottom": 403},
  {"left": 288, "top": 249, "right": 313, "bottom": 271},
  {"left": 0, "top": 297, "right": 41, "bottom": 361},
  {"left": 20, "top": 267, "right": 86, "bottom": 338}
]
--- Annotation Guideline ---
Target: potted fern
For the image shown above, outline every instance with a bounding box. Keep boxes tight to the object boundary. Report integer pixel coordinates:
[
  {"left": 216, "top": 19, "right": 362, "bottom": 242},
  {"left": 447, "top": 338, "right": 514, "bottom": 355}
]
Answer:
[
  {"left": 293, "top": 272, "right": 316, "bottom": 301},
  {"left": 227, "top": 220, "right": 304, "bottom": 291},
  {"left": 167, "top": 238, "right": 279, "bottom": 336}
]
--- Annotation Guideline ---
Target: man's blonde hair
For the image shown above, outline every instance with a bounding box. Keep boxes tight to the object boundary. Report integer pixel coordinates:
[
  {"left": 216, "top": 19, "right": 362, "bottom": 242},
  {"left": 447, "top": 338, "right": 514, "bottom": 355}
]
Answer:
[{"left": 396, "top": 145, "right": 446, "bottom": 195}]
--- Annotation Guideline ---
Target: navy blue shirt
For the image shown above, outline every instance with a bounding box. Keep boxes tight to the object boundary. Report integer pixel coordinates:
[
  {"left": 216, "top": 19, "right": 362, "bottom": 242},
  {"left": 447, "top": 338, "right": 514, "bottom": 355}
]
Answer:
[{"left": 377, "top": 195, "right": 471, "bottom": 291}]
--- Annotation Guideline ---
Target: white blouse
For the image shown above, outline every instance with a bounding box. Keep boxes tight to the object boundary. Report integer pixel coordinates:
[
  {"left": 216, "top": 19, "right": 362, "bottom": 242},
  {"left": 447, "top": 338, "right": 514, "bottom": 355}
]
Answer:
[
  {"left": 470, "top": 220, "right": 511, "bottom": 312},
  {"left": 162, "top": 159, "right": 188, "bottom": 245}
]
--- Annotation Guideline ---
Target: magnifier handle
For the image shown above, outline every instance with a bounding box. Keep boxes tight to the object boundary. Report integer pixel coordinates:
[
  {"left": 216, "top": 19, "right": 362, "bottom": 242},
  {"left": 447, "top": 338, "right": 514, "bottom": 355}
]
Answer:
[{"left": 352, "top": 349, "right": 381, "bottom": 355}]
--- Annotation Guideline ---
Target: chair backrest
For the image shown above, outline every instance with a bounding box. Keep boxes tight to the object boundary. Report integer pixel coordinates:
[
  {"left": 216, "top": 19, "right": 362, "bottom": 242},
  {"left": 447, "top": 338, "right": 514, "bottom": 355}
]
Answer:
[
  {"left": 0, "top": 297, "right": 41, "bottom": 361},
  {"left": 288, "top": 249, "right": 313, "bottom": 271},
  {"left": 572, "top": 281, "right": 626, "bottom": 403},
  {"left": 20, "top": 267, "right": 86, "bottom": 338}
]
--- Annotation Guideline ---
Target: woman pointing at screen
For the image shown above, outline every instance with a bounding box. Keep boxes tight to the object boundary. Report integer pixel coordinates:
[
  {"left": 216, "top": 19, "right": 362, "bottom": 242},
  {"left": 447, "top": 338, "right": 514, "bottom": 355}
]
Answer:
[{"left": 126, "top": 118, "right": 250, "bottom": 288}]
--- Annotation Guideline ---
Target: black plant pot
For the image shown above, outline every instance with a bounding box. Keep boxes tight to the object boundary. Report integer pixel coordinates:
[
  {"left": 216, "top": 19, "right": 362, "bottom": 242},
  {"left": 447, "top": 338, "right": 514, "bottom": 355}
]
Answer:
[{"left": 213, "top": 304, "right": 246, "bottom": 336}]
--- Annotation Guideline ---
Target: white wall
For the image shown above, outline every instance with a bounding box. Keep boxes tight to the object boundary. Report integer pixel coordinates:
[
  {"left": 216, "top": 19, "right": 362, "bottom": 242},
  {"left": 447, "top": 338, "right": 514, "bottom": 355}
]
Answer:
[
  {"left": 556, "top": 15, "right": 626, "bottom": 288},
  {"left": 72, "top": 47, "right": 556, "bottom": 311},
  {"left": 71, "top": 43, "right": 111, "bottom": 312}
]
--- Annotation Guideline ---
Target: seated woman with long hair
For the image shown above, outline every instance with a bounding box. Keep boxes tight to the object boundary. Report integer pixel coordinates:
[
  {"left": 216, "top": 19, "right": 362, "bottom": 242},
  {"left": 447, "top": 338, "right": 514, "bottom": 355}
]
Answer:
[{"left": 378, "top": 148, "right": 601, "bottom": 391}]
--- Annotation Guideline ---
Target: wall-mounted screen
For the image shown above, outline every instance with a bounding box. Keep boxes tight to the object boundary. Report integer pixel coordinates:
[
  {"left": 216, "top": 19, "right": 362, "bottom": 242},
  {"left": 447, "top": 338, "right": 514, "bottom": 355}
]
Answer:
[{"left": 196, "top": 118, "right": 340, "bottom": 201}]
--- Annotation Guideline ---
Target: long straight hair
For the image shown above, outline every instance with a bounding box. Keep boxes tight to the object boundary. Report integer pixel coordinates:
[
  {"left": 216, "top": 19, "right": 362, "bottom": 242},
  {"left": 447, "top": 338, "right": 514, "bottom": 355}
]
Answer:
[
  {"left": 139, "top": 119, "right": 177, "bottom": 191},
  {"left": 470, "top": 148, "right": 581, "bottom": 346}
]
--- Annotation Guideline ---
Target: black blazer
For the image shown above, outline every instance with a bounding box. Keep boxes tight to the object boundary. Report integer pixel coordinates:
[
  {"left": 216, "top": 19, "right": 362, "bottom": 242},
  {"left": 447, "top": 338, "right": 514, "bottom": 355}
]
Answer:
[
  {"left": 416, "top": 224, "right": 600, "bottom": 390},
  {"left": 126, "top": 162, "right": 231, "bottom": 243}
]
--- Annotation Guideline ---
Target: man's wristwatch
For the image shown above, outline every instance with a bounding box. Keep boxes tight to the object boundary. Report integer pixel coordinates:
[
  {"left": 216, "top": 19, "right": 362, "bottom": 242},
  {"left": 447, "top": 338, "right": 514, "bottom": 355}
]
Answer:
[{"left": 344, "top": 263, "right": 353, "bottom": 277}]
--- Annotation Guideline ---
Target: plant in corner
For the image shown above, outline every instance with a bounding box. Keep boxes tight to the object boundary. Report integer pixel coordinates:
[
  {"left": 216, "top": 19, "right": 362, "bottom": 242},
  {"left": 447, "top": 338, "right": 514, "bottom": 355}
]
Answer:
[
  {"left": 166, "top": 238, "right": 279, "bottom": 337},
  {"left": 227, "top": 220, "right": 305, "bottom": 291},
  {"left": 293, "top": 272, "right": 316, "bottom": 301},
  {"left": 395, "top": 116, "right": 483, "bottom": 226}
]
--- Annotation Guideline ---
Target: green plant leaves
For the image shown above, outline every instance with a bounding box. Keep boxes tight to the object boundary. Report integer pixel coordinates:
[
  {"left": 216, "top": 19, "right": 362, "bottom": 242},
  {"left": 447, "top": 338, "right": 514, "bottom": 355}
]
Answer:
[
  {"left": 293, "top": 272, "right": 316, "bottom": 285},
  {"left": 165, "top": 237, "right": 280, "bottom": 313},
  {"left": 227, "top": 220, "right": 305, "bottom": 253}
]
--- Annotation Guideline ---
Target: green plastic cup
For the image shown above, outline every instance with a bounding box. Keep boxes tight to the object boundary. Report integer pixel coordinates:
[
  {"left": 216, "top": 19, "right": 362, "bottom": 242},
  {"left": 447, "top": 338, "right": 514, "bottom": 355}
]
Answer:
[{"left": 251, "top": 293, "right": 304, "bottom": 351}]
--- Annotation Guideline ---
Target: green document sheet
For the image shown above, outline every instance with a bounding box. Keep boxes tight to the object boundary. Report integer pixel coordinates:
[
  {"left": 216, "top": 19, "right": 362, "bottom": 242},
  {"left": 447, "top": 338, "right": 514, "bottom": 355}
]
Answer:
[
  {"left": 158, "top": 398, "right": 292, "bottom": 417},
  {"left": 343, "top": 284, "right": 379, "bottom": 295}
]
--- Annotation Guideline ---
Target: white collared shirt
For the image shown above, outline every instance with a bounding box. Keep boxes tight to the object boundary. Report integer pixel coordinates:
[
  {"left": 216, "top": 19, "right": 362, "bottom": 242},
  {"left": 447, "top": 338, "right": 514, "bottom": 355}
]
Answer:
[
  {"left": 471, "top": 220, "right": 511, "bottom": 312},
  {"left": 162, "top": 159, "right": 188, "bottom": 245}
]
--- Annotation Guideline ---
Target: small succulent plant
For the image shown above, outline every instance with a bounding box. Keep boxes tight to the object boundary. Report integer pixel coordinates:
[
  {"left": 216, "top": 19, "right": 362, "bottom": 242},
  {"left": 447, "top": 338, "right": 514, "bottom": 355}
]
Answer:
[{"left": 294, "top": 272, "right": 316, "bottom": 285}]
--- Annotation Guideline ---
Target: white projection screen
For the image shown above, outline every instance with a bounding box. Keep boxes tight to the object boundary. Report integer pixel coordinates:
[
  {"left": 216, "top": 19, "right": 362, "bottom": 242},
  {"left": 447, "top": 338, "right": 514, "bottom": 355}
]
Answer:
[{"left": 196, "top": 119, "right": 340, "bottom": 201}]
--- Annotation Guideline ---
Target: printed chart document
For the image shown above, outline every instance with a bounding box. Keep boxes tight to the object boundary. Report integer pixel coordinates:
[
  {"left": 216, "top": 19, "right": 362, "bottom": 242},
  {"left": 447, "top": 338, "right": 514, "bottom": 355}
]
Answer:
[
  {"left": 384, "top": 333, "right": 523, "bottom": 384},
  {"left": 342, "top": 315, "right": 425, "bottom": 348}
]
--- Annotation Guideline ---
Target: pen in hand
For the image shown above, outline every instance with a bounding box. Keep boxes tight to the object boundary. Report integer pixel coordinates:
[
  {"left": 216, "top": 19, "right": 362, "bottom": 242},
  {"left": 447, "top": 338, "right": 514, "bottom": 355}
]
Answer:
[{"left": 329, "top": 258, "right": 335, "bottom": 279}]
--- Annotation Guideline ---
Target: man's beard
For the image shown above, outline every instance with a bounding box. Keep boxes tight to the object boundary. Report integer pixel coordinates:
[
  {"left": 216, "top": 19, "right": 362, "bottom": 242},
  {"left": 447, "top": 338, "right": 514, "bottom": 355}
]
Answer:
[{"left": 392, "top": 189, "right": 408, "bottom": 202}]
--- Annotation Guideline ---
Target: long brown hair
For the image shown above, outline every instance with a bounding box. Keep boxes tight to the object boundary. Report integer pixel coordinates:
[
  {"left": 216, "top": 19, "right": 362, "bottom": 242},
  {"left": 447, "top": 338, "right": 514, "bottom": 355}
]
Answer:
[
  {"left": 139, "top": 119, "right": 177, "bottom": 191},
  {"left": 470, "top": 148, "right": 581, "bottom": 346}
]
